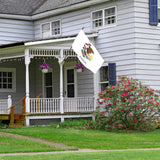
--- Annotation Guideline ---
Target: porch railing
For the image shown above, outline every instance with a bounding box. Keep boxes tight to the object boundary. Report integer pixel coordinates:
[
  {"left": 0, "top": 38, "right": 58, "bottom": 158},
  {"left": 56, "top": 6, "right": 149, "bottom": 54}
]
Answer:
[
  {"left": 0, "top": 99, "right": 8, "bottom": 114},
  {"left": 30, "top": 98, "right": 60, "bottom": 113},
  {"left": 64, "top": 97, "right": 94, "bottom": 113},
  {"left": 30, "top": 97, "right": 94, "bottom": 114},
  {"left": 0, "top": 95, "right": 12, "bottom": 114}
]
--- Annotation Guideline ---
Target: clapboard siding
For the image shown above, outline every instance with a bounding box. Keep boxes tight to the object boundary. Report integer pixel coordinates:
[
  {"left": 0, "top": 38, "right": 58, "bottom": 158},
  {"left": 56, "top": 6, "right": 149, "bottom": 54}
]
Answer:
[
  {"left": 0, "top": 19, "right": 34, "bottom": 45},
  {"left": 77, "top": 69, "right": 94, "bottom": 97},
  {"left": 134, "top": 0, "right": 160, "bottom": 89}
]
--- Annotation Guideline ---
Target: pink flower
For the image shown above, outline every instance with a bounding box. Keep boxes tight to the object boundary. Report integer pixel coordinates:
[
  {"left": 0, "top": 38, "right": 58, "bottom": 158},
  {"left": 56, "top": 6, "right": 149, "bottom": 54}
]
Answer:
[
  {"left": 133, "top": 118, "right": 137, "bottom": 123},
  {"left": 114, "top": 116, "right": 116, "bottom": 119},
  {"left": 89, "top": 121, "right": 92, "bottom": 124},
  {"left": 130, "top": 113, "right": 132, "bottom": 116},
  {"left": 116, "top": 108, "right": 119, "bottom": 110},
  {"left": 108, "top": 104, "right": 112, "bottom": 106},
  {"left": 118, "top": 75, "right": 121, "bottom": 78},
  {"left": 113, "top": 102, "right": 116, "bottom": 105},
  {"left": 119, "top": 124, "right": 122, "bottom": 126},
  {"left": 114, "top": 125, "right": 118, "bottom": 128},
  {"left": 86, "top": 124, "right": 89, "bottom": 127},
  {"left": 99, "top": 102, "right": 103, "bottom": 104}
]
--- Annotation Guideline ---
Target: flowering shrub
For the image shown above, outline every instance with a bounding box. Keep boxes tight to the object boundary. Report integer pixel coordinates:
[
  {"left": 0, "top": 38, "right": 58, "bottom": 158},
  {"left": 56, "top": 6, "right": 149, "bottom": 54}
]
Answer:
[
  {"left": 87, "top": 76, "right": 160, "bottom": 131},
  {"left": 39, "top": 63, "right": 51, "bottom": 70},
  {"left": 74, "top": 64, "right": 86, "bottom": 71}
]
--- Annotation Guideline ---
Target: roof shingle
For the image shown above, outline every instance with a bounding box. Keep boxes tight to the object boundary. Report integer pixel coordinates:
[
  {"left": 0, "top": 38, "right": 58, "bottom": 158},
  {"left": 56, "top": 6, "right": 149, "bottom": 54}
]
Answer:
[{"left": 0, "top": 0, "right": 90, "bottom": 16}]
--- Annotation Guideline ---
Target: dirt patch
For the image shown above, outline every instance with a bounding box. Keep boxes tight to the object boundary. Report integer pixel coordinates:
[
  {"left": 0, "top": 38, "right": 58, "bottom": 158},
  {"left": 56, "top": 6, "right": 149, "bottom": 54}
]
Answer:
[{"left": 0, "top": 132, "right": 76, "bottom": 149}]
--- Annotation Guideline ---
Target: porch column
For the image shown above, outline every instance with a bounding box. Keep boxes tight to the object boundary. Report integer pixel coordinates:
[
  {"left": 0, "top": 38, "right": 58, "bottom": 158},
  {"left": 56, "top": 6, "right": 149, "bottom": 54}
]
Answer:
[
  {"left": 93, "top": 72, "right": 98, "bottom": 110},
  {"left": 59, "top": 49, "right": 64, "bottom": 114},
  {"left": 25, "top": 48, "right": 31, "bottom": 114}
]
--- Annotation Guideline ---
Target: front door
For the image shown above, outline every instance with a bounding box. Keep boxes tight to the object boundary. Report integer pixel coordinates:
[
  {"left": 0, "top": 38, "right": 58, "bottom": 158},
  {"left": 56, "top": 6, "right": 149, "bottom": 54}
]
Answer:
[
  {"left": 65, "top": 68, "right": 77, "bottom": 97},
  {"left": 43, "top": 71, "right": 53, "bottom": 98}
]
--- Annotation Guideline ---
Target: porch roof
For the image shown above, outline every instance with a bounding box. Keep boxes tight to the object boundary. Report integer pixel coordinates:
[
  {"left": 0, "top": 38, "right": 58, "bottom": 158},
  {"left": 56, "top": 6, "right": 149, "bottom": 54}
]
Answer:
[
  {"left": 0, "top": 31, "right": 98, "bottom": 49},
  {"left": 0, "top": 32, "right": 98, "bottom": 60}
]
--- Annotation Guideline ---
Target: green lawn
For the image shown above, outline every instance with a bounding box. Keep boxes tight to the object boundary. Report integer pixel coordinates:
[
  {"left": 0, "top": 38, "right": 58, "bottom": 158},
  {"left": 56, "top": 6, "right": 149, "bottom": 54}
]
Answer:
[
  {"left": 1, "top": 150, "right": 160, "bottom": 160},
  {"left": 1, "top": 126, "right": 160, "bottom": 150},
  {"left": 0, "top": 136, "right": 64, "bottom": 153}
]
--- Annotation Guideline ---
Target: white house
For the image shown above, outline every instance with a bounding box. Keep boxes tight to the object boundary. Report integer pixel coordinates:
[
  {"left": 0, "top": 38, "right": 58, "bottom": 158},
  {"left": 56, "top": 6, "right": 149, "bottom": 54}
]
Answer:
[{"left": 0, "top": 0, "right": 159, "bottom": 127}]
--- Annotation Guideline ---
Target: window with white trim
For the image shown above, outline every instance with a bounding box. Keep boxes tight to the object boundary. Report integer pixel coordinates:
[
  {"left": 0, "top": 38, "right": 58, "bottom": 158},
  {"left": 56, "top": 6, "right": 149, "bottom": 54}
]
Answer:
[
  {"left": 42, "top": 23, "right": 50, "bottom": 39},
  {"left": 99, "top": 65, "right": 108, "bottom": 91},
  {"left": 51, "top": 20, "right": 60, "bottom": 36},
  {"left": 41, "top": 20, "right": 61, "bottom": 39},
  {"left": 92, "top": 7, "right": 116, "bottom": 29},
  {"left": 0, "top": 68, "right": 16, "bottom": 92}
]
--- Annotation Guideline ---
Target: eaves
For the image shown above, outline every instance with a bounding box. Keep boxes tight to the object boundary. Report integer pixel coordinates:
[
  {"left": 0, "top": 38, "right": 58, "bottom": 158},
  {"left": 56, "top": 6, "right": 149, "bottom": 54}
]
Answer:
[{"left": 0, "top": 0, "right": 109, "bottom": 21}]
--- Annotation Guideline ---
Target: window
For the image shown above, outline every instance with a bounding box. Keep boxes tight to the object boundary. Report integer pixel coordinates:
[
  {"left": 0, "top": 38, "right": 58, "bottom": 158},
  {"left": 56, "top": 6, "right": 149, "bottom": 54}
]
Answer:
[
  {"left": 99, "top": 66, "right": 108, "bottom": 91},
  {"left": 42, "top": 23, "right": 50, "bottom": 39},
  {"left": 92, "top": 7, "right": 116, "bottom": 29},
  {"left": 0, "top": 68, "right": 16, "bottom": 92},
  {"left": 41, "top": 20, "right": 61, "bottom": 38},
  {"left": 99, "top": 63, "right": 116, "bottom": 91},
  {"left": 51, "top": 20, "right": 60, "bottom": 36}
]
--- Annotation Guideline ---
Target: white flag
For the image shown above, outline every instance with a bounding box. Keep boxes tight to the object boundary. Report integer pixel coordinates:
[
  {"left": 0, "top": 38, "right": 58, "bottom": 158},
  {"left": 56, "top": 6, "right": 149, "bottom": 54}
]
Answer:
[{"left": 72, "top": 30, "right": 104, "bottom": 74}]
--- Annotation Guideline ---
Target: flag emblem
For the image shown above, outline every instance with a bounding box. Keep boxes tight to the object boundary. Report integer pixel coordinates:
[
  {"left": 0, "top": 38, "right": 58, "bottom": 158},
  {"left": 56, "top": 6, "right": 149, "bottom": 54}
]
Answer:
[{"left": 81, "top": 43, "right": 94, "bottom": 61}]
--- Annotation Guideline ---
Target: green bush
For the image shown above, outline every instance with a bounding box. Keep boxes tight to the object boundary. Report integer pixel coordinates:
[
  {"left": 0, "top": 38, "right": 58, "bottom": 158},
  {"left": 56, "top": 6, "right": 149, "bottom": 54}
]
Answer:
[
  {"left": 87, "top": 76, "right": 160, "bottom": 131},
  {"left": 51, "top": 119, "right": 89, "bottom": 129}
]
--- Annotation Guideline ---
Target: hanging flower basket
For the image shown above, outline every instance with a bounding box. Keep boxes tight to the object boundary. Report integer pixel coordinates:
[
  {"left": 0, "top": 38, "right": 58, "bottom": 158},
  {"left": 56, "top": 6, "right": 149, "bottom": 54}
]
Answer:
[
  {"left": 74, "top": 64, "right": 86, "bottom": 72},
  {"left": 39, "top": 63, "right": 51, "bottom": 73},
  {"left": 41, "top": 68, "right": 49, "bottom": 73},
  {"left": 76, "top": 68, "right": 82, "bottom": 72}
]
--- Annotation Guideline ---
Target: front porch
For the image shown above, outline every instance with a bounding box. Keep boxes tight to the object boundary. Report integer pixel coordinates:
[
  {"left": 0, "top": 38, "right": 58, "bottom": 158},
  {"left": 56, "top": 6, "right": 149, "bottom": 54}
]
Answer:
[{"left": 0, "top": 34, "right": 99, "bottom": 126}]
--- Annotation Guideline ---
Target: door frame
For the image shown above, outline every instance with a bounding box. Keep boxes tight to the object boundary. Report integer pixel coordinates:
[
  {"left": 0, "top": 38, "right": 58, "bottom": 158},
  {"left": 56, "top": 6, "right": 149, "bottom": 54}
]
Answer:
[
  {"left": 64, "top": 66, "right": 77, "bottom": 97},
  {"left": 42, "top": 68, "right": 54, "bottom": 98}
]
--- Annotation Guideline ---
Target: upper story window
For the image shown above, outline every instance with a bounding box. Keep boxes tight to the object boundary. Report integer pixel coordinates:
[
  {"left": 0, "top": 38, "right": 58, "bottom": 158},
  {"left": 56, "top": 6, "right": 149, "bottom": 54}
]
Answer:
[
  {"left": 92, "top": 7, "right": 116, "bottom": 29},
  {"left": 0, "top": 68, "right": 16, "bottom": 92},
  {"left": 41, "top": 20, "right": 61, "bottom": 39}
]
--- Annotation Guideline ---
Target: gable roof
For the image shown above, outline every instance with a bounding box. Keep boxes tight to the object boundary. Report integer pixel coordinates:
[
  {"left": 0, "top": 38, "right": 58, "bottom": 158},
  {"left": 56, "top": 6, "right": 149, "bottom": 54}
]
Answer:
[
  {"left": 0, "top": 0, "right": 89, "bottom": 16},
  {"left": 33, "top": 0, "right": 89, "bottom": 15},
  {"left": 0, "top": 0, "right": 46, "bottom": 16}
]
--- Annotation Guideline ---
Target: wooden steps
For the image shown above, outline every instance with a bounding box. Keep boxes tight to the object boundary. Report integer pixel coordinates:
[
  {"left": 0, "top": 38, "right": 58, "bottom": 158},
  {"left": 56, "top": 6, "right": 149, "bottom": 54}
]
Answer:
[
  {"left": 9, "top": 114, "right": 24, "bottom": 128},
  {"left": 0, "top": 114, "right": 10, "bottom": 120}
]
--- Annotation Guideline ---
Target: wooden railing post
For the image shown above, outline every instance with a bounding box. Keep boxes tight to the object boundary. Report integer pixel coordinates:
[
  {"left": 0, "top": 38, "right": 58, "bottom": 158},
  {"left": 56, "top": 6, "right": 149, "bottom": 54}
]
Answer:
[
  {"left": 10, "top": 105, "right": 14, "bottom": 124},
  {"left": 36, "top": 93, "right": 42, "bottom": 113},
  {"left": 22, "top": 97, "right": 26, "bottom": 115}
]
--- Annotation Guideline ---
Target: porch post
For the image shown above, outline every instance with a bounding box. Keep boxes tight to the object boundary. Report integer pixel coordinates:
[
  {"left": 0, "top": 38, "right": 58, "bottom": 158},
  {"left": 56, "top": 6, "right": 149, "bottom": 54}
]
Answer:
[
  {"left": 93, "top": 72, "right": 98, "bottom": 110},
  {"left": 59, "top": 49, "right": 64, "bottom": 114},
  {"left": 8, "top": 95, "right": 12, "bottom": 114},
  {"left": 25, "top": 48, "right": 31, "bottom": 114}
]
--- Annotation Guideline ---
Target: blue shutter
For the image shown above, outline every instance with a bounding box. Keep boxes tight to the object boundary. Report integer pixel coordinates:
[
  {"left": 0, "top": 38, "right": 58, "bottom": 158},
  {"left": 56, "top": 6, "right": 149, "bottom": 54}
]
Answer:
[
  {"left": 108, "top": 63, "right": 116, "bottom": 86},
  {"left": 149, "top": 0, "right": 158, "bottom": 25}
]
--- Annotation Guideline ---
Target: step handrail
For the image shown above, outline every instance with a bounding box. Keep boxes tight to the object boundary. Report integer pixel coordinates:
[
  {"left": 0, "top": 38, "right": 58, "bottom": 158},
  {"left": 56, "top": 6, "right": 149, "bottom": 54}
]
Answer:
[
  {"left": 36, "top": 93, "right": 42, "bottom": 112},
  {"left": 8, "top": 96, "right": 26, "bottom": 109},
  {"left": 9, "top": 96, "right": 26, "bottom": 125}
]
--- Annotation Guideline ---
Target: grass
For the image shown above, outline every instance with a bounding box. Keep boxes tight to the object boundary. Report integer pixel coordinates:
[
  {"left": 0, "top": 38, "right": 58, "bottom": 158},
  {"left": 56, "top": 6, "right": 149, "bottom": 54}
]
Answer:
[
  {"left": 0, "top": 136, "right": 63, "bottom": 153},
  {"left": 1, "top": 150, "right": 160, "bottom": 160},
  {"left": 1, "top": 126, "right": 160, "bottom": 150}
]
